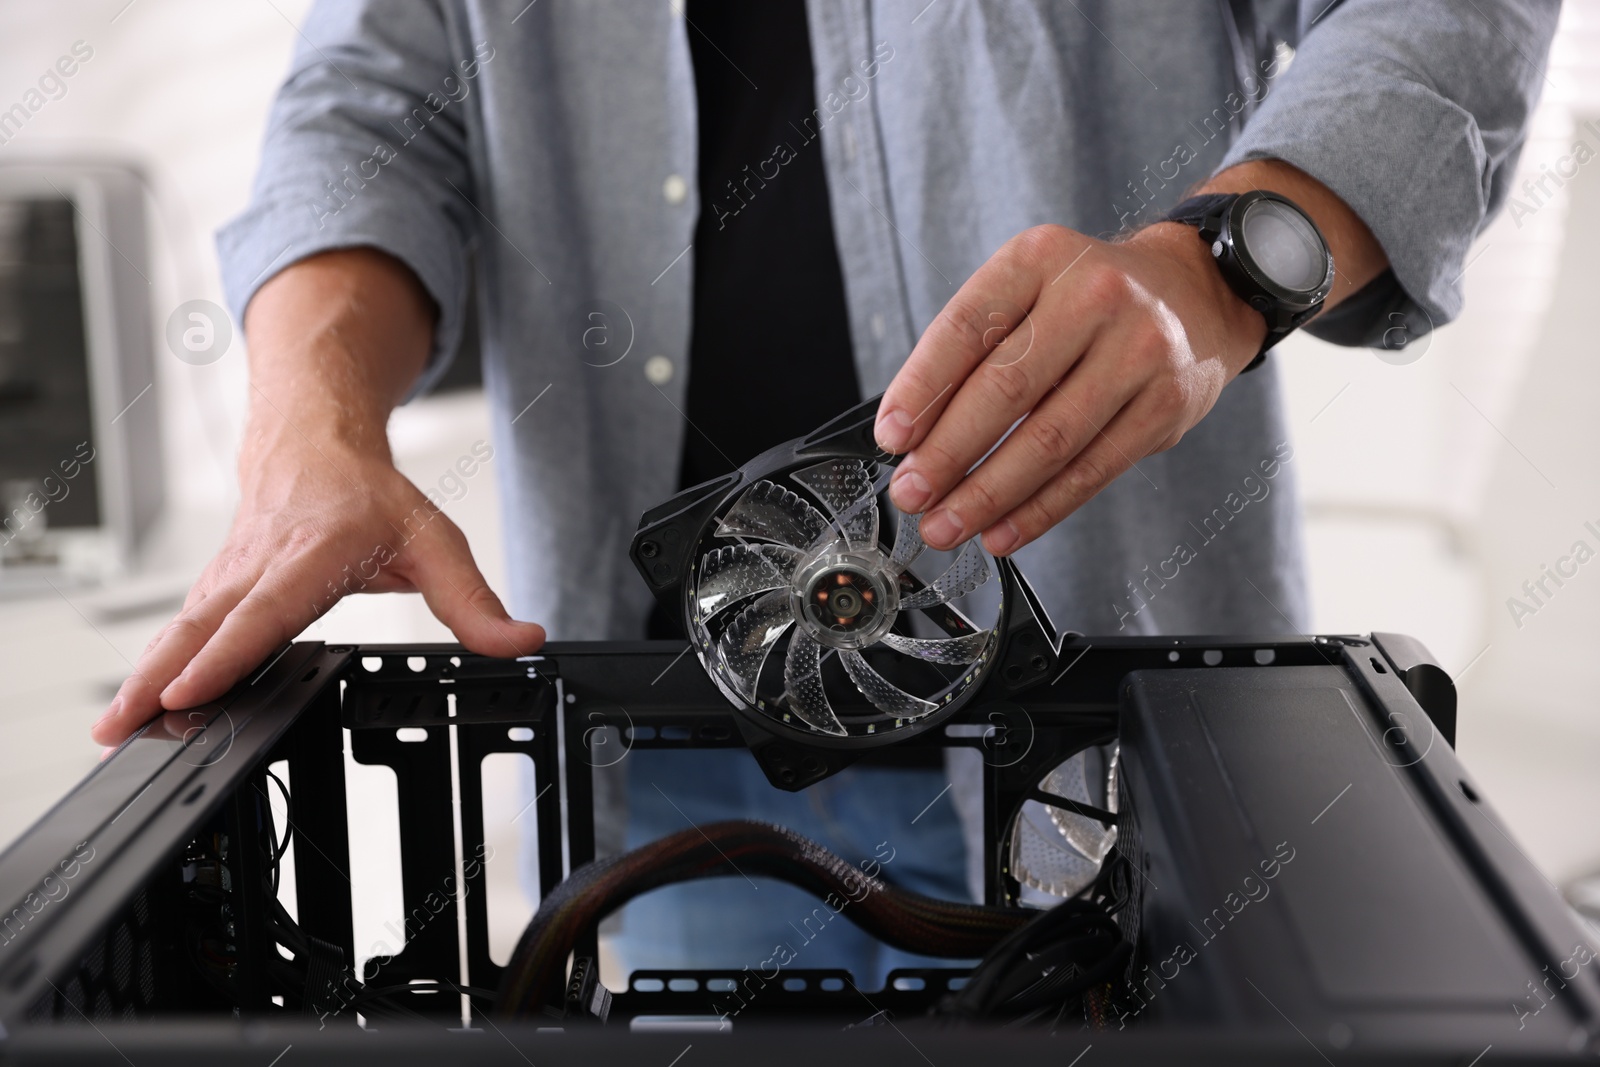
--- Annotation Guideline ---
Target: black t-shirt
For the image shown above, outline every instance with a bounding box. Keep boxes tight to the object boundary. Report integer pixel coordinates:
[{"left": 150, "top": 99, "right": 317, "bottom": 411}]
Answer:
[
  {"left": 661, "top": 8, "right": 937, "bottom": 771},
  {"left": 676, "top": 0, "right": 861, "bottom": 491}
]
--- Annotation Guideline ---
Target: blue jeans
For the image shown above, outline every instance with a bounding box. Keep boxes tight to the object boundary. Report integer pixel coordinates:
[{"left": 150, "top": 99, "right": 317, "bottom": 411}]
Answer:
[{"left": 614, "top": 747, "right": 970, "bottom": 992}]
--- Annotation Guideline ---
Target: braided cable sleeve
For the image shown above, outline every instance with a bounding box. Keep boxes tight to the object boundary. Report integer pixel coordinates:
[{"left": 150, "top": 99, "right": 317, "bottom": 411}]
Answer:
[{"left": 495, "top": 819, "right": 1033, "bottom": 1019}]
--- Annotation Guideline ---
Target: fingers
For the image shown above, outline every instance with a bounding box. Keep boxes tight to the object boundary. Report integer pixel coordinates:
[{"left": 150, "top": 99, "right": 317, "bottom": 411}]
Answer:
[
  {"left": 91, "top": 576, "right": 254, "bottom": 746},
  {"left": 158, "top": 558, "right": 329, "bottom": 710},
  {"left": 404, "top": 513, "right": 546, "bottom": 658},
  {"left": 876, "top": 226, "right": 1088, "bottom": 455},
  {"left": 909, "top": 352, "right": 1143, "bottom": 551},
  {"left": 93, "top": 482, "right": 543, "bottom": 750},
  {"left": 981, "top": 391, "right": 1169, "bottom": 556}
]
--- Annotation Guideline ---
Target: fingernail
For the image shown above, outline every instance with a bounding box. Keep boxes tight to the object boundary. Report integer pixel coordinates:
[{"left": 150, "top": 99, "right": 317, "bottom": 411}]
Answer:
[
  {"left": 94, "top": 697, "right": 122, "bottom": 728},
  {"left": 162, "top": 670, "right": 190, "bottom": 703},
  {"left": 890, "top": 469, "right": 932, "bottom": 514},
  {"left": 920, "top": 507, "right": 964, "bottom": 549},
  {"left": 985, "top": 519, "right": 1021, "bottom": 556},
  {"left": 875, "top": 408, "right": 914, "bottom": 453}
]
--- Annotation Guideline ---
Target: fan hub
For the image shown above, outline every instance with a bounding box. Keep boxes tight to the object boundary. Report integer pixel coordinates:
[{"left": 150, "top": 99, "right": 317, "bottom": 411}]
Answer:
[{"left": 790, "top": 546, "right": 899, "bottom": 650}]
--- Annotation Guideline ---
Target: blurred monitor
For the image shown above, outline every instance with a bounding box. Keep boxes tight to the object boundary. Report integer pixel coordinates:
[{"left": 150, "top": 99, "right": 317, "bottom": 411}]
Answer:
[{"left": 0, "top": 161, "right": 160, "bottom": 592}]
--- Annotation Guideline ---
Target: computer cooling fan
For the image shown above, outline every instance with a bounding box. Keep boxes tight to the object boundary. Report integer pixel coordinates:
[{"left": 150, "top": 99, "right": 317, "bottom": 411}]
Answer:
[
  {"left": 1008, "top": 744, "right": 1121, "bottom": 901},
  {"left": 632, "top": 394, "right": 1064, "bottom": 790}
]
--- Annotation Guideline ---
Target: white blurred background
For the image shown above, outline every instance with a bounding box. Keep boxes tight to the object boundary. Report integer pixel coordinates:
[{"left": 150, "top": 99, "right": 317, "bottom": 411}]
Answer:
[{"left": 0, "top": 0, "right": 1596, "bottom": 963}]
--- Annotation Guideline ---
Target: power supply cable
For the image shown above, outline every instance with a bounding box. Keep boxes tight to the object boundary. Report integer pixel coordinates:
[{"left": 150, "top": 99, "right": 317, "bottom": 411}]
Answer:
[{"left": 495, "top": 819, "right": 1035, "bottom": 1019}]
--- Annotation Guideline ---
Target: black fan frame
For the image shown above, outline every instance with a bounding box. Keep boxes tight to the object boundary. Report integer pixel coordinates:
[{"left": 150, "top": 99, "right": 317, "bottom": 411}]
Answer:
[{"left": 630, "top": 394, "right": 1068, "bottom": 790}]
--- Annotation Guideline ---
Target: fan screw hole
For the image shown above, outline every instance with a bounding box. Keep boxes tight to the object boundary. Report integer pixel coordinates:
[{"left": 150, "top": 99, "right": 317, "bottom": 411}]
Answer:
[
  {"left": 639, "top": 541, "right": 660, "bottom": 559},
  {"left": 1003, "top": 663, "right": 1023, "bottom": 683},
  {"left": 1029, "top": 655, "right": 1048, "bottom": 671}
]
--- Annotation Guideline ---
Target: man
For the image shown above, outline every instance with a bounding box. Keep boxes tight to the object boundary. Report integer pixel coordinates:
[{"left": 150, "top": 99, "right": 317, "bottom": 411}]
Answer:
[{"left": 93, "top": 0, "right": 1555, "bottom": 983}]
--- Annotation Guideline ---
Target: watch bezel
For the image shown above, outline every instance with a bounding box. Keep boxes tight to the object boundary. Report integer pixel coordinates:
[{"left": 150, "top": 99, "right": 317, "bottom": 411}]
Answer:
[{"left": 1214, "top": 190, "right": 1334, "bottom": 312}]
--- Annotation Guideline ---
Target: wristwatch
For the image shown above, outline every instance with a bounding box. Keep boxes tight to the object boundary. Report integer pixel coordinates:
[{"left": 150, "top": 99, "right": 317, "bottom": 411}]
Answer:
[{"left": 1160, "top": 190, "right": 1334, "bottom": 371}]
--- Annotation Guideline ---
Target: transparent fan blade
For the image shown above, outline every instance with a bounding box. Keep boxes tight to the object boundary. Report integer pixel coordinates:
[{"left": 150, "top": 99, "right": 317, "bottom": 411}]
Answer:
[
  {"left": 696, "top": 543, "right": 801, "bottom": 619},
  {"left": 783, "top": 630, "right": 848, "bottom": 736},
  {"left": 716, "top": 480, "right": 828, "bottom": 550},
  {"left": 791, "top": 458, "right": 879, "bottom": 550},
  {"left": 1010, "top": 799, "right": 1107, "bottom": 898},
  {"left": 887, "top": 512, "right": 926, "bottom": 575},
  {"left": 840, "top": 650, "right": 938, "bottom": 721},
  {"left": 1045, "top": 744, "right": 1120, "bottom": 864},
  {"left": 879, "top": 629, "right": 993, "bottom": 665},
  {"left": 1013, "top": 744, "right": 1121, "bottom": 898},
  {"left": 899, "top": 542, "right": 990, "bottom": 611},
  {"left": 716, "top": 590, "right": 793, "bottom": 702},
  {"left": 831, "top": 491, "right": 881, "bottom": 552}
]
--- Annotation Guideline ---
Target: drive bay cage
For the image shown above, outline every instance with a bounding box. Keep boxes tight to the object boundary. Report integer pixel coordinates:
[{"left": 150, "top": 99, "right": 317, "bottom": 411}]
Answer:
[{"left": 1, "top": 633, "right": 1596, "bottom": 1063}]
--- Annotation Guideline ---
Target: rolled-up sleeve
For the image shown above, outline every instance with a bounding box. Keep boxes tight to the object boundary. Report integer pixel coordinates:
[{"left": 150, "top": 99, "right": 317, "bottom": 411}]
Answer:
[
  {"left": 1221, "top": 0, "right": 1559, "bottom": 346},
  {"left": 216, "top": 0, "right": 476, "bottom": 393}
]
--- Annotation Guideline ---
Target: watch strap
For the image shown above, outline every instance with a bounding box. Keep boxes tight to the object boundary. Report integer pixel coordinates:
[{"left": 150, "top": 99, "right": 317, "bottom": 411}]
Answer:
[{"left": 1162, "top": 193, "right": 1238, "bottom": 233}]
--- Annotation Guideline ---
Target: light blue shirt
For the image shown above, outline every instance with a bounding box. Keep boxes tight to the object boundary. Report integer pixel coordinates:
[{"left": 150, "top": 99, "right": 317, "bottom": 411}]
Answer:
[{"left": 218, "top": 0, "right": 1556, "bottom": 642}]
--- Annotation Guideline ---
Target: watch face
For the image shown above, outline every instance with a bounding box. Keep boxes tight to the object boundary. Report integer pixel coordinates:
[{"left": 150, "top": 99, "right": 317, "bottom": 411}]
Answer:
[{"left": 1240, "top": 199, "right": 1327, "bottom": 293}]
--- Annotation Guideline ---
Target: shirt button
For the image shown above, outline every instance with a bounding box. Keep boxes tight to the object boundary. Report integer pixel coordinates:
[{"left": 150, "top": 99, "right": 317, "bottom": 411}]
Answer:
[
  {"left": 663, "top": 174, "right": 688, "bottom": 205},
  {"left": 644, "top": 355, "right": 674, "bottom": 385}
]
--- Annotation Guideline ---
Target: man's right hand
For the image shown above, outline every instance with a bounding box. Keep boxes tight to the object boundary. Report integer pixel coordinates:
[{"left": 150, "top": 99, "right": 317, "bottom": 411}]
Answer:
[{"left": 91, "top": 248, "right": 545, "bottom": 747}]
